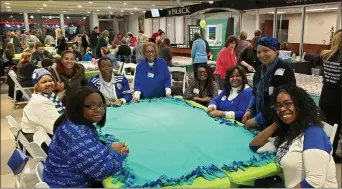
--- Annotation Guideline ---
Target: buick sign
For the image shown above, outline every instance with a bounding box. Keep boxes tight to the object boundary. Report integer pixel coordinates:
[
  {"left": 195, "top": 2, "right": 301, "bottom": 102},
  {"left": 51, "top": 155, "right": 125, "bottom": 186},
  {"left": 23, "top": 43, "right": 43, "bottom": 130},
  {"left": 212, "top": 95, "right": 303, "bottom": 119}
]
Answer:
[{"left": 168, "top": 7, "right": 191, "bottom": 16}]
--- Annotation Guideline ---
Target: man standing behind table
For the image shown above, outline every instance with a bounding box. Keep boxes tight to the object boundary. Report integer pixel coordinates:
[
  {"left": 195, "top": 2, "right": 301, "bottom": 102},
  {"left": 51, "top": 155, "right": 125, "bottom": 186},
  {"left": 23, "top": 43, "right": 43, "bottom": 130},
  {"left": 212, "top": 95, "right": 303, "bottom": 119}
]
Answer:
[
  {"left": 90, "top": 26, "right": 100, "bottom": 58},
  {"left": 235, "top": 31, "right": 250, "bottom": 62},
  {"left": 13, "top": 29, "right": 22, "bottom": 54}
]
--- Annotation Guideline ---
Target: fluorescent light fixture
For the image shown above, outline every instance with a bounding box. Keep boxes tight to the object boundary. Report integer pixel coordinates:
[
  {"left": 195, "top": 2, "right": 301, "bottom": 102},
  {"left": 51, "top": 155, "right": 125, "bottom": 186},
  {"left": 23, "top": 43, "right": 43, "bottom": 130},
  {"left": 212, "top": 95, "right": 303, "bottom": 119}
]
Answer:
[
  {"left": 63, "top": 10, "right": 66, "bottom": 12},
  {"left": 120, "top": 10, "right": 124, "bottom": 12},
  {"left": 78, "top": 5, "right": 82, "bottom": 8},
  {"left": 6, "top": 6, "right": 11, "bottom": 8},
  {"left": 306, "top": 7, "right": 338, "bottom": 12},
  {"left": 123, "top": 2, "right": 127, "bottom": 5},
  {"left": 159, "top": 8, "right": 163, "bottom": 10},
  {"left": 110, "top": 12, "right": 113, "bottom": 14},
  {"left": 67, "top": 16, "right": 70, "bottom": 19},
  {"left": 108, "top": 6, "right": 111, "bottom": 9},
  {"left": 87, "top": 11, "right": 91, "bottom": 13},
  {"left": 96, "top": 9, "right": 100, "bottom": 11},
  {"left": 30, "top": 15, "right": 34, "bottom": 18},
  {"left": 5, "top": 2, "right": 10, "bottom": 5},
  {"left": 143, "top": 10, "right": 146, "bottom": 13},
  {"left": 39, "top": 8, "right": 43, "bottom": 9},
  {"left": 43, "top": 4, "right": 47, "bottom": 6},
  {"left": 134, "top": 7, "right": 137, "bottom": 10},
  {"left": 69, "top": 9, "right": 74, "bottom": 10},
  {"left": 209, "top": 1, "right": 214, "bottom": 4},
  {"left": 88, "top": 1, "right": 93, "bottom": 3},
  {"left": 83, "top": 17, "right": 86, "bottom": 19},
  {"left": 130, "top": 12, "right": 133, "bottom": 14}
]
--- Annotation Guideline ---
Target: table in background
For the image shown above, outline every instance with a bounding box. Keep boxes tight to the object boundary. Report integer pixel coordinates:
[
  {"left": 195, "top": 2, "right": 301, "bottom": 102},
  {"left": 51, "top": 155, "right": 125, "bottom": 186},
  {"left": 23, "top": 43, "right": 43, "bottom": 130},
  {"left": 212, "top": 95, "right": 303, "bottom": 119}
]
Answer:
[
  {"left": 102, "top": 98, "right": 281, "bottom": 188},
  {"left": 287, "top": 61, "right": 312, "bottom": 75},
  {"left": 246, "top": 73, "right": 322, "bottom": 104},
  {"left": 13, "top": 53, "right": 61, "bottom": 61}
]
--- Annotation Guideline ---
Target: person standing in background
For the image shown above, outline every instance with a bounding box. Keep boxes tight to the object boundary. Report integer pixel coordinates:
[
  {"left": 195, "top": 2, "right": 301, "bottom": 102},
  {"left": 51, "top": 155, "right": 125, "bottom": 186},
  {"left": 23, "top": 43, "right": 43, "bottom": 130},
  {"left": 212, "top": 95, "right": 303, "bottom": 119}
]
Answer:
[
  {"left": 134, "top": 34, "right": 149, "bottom": 64},
  {"left": 81, "top": 31, "right": 90, "bottom": 54},
  {"left": 108, "top": 29, "right": 115, "bottom": 44},
  {"left": 36, "top": 30, "right": 45, "bottom": 44},
  {"left": 90, "top": 26, "right": 100, "bottom": 58},
  {"left": 239, "top": 35, "right": 262, "bottom": 73},
  {"left": 12, "top": 29, "right": 22, "bottom": 53},
  {"left": 191, "top": 33, "right": 208, "bottom": 79},
  {"left": 319, "top": 29, "right": 342, "bottom": 163},
  {"left": 150, "top": 29, "right": 162, "bottom": 43},
  {"left": 95, "top": 30, "right": 109, "bottom": 59},
  {"left": 113, "top": 32, "right": 122, "bottom": 45},
  {"left": 156, "top": 31, "right": 166, "bottom": 43},
  {"left": 214, "top": 35, "right": 238, "bottom": 90},
  {"left": 127, "top": 33, "right": 137, "bottom": 47},
  {"left": 44, "top": 29, "right": 55, "bottom": 47},
  {"left": 158, "top": 38, "right": 172, "bottom": 66},
  {"left": 235, "top": 31, "right": 250, "bottom": 62}
]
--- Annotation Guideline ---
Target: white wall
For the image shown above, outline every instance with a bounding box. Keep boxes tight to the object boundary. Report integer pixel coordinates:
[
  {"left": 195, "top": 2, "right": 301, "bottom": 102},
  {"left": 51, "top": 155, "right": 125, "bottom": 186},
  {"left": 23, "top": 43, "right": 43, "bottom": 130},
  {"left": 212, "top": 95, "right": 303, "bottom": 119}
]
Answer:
[
  {"left": 159, "top": 17, "right": 166, "bottom": 33},
  {"left": 144, "top": 19, "right": 152, "bottom": 36},
  {"left": 175, "top": 16, "right": 184, "bottom": 44},
  {"left": 242, "top": 14, "right": 256, "bottom": 40},
  {"left": 128, "top": 14, "right": 139, "bottom": 36}
]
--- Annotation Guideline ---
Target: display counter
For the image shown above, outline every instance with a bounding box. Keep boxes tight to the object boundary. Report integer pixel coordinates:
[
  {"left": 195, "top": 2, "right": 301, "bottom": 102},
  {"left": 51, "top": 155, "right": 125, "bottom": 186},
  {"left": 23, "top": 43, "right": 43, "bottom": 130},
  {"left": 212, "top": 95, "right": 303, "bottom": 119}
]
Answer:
[{"left": 170, "top": 47, "right": 192, "bottom": 57}]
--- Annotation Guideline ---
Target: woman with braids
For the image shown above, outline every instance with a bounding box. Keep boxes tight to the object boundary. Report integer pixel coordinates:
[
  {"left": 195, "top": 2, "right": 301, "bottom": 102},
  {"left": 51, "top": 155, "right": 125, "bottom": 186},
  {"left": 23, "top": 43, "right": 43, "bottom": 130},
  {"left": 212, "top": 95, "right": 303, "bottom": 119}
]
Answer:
[
  {"left": 319, "top": 29, "right": 342, "bottom": 163},
  {"left": 249, "top": 85, "right": 338, "bottom": 188},
  {"left": 207, "top": 65, "right": 253, "bottom": 122},
  {"left": 183, "top": 64, "right": 218, "bottom": 106}
]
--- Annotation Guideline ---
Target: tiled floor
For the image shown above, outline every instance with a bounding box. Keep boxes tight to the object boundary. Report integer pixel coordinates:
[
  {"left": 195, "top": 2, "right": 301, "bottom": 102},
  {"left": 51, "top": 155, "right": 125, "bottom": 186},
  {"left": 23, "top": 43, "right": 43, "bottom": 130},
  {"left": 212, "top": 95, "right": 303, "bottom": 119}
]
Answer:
[{"left": 0, "top": 84, "right": 341, "bottom": 187}]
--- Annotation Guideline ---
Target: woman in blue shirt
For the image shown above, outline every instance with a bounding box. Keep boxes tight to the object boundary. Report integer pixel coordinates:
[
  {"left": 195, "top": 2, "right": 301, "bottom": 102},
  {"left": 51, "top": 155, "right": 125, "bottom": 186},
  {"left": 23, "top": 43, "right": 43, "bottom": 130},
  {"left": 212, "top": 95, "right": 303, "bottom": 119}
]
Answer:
[
  {"left": 207, "top": 65, "right": 253, "bottom": 122},
  {"left": 191, "top": 33, "right": 208, "bottom": 79},
  {"left": 132, "top": 42, "right": 171, "bottom": 102},
  {"left": 88, "top": 56, "right": 132, "bottom": 107},
  {"left": 44, "top": 87, "right": 129, "bottom": 188}
]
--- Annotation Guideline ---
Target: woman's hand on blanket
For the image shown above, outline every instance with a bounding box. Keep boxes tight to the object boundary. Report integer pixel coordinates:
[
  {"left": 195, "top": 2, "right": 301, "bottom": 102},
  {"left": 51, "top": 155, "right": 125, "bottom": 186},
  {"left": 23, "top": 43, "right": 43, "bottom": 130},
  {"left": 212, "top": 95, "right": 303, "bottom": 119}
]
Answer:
[
  {"left": 242, "top": 110, "right": 251, "bottom": 124},
  {"left": 111, "top": 142, "right": 129, "bottom": 155},
  {"left": 207, "top": 107, "right": 215, "bottom": 113},
  {"left": 113, "top": 100, "right": 122, "bottom": 107},
  {"left": 106, "top": 99, "right": 111, "bottom": 106},
  {"left": 132, "top": 97, "right": 139, "bottom": 103},
  {"left": 209, "top": 110, "right": 225, "bottom": 118},
  {"left": 244, "top": 118, "right": 258, "bottom": 128}
]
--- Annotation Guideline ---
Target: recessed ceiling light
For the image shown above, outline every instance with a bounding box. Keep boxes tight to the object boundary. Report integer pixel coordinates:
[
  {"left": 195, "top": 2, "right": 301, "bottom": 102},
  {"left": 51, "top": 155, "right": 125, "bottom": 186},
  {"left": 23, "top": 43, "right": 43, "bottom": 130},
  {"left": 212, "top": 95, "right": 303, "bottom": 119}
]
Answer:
[
  {"left": 123, "top": 2, "right": 127, "bottom": 5},
  {"left": 43, "top": 4, "right": 47, "bottom": 6},
  {"left": 209, "top": 1, "right": 213, "bottom": 4},
  {"left": 69, "top": 9, "right": 74, "bottom": 10},
  {"left": 83, "top": 17, "right": 86, "bottom": 19},
  {"left": 143, "top": 10, "right": 146, "bottom": 13},
  {"left": 108, "top": 6, "right": 111, "bottom": 9},
  {"left": 87, "top": 11, "right": 91, "bottom": 13},
  {"left": 159, "top": 8, "right": 163, "bottom": 10},
  {"left": 67, "top": 16, "right": 70, "bottom": 19},
  {"left": 120, "top": 10, "right": 124, "bottom": 12},
  {"left": 19, "top": 13, "right": 23, "bottom": 14},
  {"left": 110, "top": 12, "right": 113, "bottom": 14},
  {"left": 63, "top": 10, "right": 66, "bottom": 12},
  {"left": 78, "top": 5, "right": 82, "bottom": 8},
  {"left": 30, "top": 15, "right": 34, "bottom": 18},
  {"left": 134, "top": 7, "right": 137, "bottom": 10},
  {"left": 88, "top": 1, "right": 93, "bottom": 3},
  {"left": 6, "top": 6, "right": 11, "bottom": 8},
  {"left": 96, "top": 10, "right": 100, "bottom": 11},
  {"left": 5, "top": 2, "right": 10, "bottom": 5},
  {"left": 39, "top": 8, "right": 43, "bottom": 9}
]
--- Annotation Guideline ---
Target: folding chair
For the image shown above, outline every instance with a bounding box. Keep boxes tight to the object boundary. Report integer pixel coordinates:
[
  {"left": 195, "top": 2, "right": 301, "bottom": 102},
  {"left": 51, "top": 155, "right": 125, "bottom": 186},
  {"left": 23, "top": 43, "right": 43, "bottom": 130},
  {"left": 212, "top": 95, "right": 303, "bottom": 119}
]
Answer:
[
  {"left": 35, "top": 161, "right": 50, "bottom": 188},
  {"left": 33, "top": 127, "right": 51, "bottom": 147},
  {"left": 169, "top": 66, "right": 188, "bottom": 94},
  {"left": 8, "top": 70, "right": 34, "bottom": 109},
  {"left": 122, "top": 63, "right": 137, "bottom": 89},
  {"left": 323, "top": 122, "right": 339, "bottom": 145}
]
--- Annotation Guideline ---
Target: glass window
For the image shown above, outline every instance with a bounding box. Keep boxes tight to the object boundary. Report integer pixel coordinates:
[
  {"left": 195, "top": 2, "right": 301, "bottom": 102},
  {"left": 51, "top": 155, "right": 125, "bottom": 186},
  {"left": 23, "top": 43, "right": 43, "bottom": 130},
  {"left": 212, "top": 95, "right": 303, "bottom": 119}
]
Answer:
[
  {"left": 241, "top": 10, "right": 257, "bottom": 40},
  {"left": 303, "top": 4, "right": 339, "bottom": 56},
  {"left": 258, "top": 8, "right": 275, "bottom": 37},
  {"left": 276, "top": 7, "right": 302, "bottom": 55}
]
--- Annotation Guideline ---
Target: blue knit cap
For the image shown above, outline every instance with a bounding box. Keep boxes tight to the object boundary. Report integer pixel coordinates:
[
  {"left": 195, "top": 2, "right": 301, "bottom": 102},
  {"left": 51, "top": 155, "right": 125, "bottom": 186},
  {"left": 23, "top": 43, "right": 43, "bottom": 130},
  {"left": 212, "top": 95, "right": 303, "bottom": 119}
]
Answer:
[
  {"left": 32, "top": 68, "right": 53, "bottom": 85},
  {"left": 256, "top": 36, "right": 278, "bottom": 51}
]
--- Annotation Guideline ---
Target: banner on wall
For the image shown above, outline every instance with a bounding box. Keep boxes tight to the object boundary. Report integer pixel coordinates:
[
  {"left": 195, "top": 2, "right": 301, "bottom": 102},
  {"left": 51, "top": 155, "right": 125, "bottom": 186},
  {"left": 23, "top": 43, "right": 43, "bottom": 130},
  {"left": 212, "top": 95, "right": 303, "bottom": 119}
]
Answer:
[{"left": 205, "top": 24, "right": 223, "bottom": 47}]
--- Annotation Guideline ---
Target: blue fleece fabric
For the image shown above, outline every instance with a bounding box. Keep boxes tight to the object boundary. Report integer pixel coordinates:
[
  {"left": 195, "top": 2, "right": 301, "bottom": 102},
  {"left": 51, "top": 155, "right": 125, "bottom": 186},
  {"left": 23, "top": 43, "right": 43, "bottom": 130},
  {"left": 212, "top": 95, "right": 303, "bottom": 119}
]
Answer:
[{"left": 134, "top": 57, "right": 171, "bottom": 99}]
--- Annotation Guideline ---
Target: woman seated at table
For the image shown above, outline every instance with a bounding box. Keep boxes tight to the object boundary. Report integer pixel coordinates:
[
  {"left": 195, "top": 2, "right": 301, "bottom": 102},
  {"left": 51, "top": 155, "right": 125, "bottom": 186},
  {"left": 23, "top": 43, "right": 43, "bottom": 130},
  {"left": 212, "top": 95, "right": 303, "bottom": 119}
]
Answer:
[
  {"left": 24, "top": 42, "right": 36, "bottom": 54},
  {"left": 100, "top": 47, "right": 119, "bottom": 70},
  {"left": 50, "top": 50, "right": 87, "bottom": 105},
  {"left": 17, "top": 52, "right": 37, "bottom": 87},
  {"left": 249, "top": 85, "right": 338, "bottom": 188},
  {"left": 207, "top": 66, "right": 253, "bottom": 122},
  {"left": 183, "top": 64, "right": 218, "bottom": 106},
  {"left": 1, "top": 43, "right": 15, "bottom": 76},
  {"left": 68, "top": 46, "right": 83, "bottom": 61},
  {"left": 83, "top": 47, "right": 94, "bottom": 61},
  {"left": 31, "top": 42, "right": 54, "bottom": 64},
  {"left": 44, "top": 87, "right": 129, "bottom": 188},
  {"left": 132, "top": 42, "right": 171, "bottom": 102},
  {"left": 242, "top": 36, "right": 296, "bottom": 131},
  {"left": 21, "top": 68, "right": 65, "bottom": 150},
  {"left": 88, "top": 57, "right": 132, "bottom": 106}
]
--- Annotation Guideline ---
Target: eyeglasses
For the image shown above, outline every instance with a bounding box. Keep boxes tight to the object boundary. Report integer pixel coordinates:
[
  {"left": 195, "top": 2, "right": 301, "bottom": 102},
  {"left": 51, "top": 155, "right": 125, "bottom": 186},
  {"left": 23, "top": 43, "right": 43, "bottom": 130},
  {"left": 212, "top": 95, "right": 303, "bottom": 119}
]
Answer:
[
  {"left": 272, "top": 101, "right": 294, "bottom": 111},
  {"left": 83, "top": 104, "right": 106, "bottom": 110},
  {"left": 146, "top": 50, "right": 156, "bottom": 54}
]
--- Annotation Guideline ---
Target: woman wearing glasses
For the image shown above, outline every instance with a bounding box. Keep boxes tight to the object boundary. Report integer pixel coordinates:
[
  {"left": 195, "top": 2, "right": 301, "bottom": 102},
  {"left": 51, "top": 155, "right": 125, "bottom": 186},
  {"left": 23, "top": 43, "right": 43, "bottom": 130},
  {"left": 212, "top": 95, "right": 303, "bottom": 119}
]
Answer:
[
  {"left": 183, "top": 64, "right": 218, "bottom": 106},
  {"left": 88, "top": 56, "right": 132, "bottom": 107},
  {"left": 249, "top": 85, "right": 337, "bottom": 188},
  {"left": 242, "top": 36, "right": 296, "bottom": 131},
  {"left": 132, "top": 42, "right": 171, "bottom": 102},
  {"left": 44, "top": 87, "right": 129, "bottom": 188}
]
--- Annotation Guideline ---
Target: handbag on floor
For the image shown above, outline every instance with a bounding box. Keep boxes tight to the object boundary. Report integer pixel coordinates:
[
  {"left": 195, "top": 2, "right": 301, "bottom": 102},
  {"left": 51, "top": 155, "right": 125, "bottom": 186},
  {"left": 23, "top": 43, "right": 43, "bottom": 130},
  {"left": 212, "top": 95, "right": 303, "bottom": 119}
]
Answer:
[{"left": 7, "top": 129, "right": 30, "bottom": 175}]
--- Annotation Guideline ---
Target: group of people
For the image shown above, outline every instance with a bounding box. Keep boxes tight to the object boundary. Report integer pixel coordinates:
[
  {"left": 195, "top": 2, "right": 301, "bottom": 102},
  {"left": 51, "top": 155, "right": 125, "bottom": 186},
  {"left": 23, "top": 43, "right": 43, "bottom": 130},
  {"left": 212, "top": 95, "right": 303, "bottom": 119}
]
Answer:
[{"left": 2, "top": 24, "right": 341, "bottom": 188}]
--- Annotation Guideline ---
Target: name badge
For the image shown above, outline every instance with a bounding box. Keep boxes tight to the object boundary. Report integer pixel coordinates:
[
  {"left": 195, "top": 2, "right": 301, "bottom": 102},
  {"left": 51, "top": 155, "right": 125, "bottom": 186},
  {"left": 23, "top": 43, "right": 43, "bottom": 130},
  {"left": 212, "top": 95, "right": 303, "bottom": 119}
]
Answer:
[
  {"left": 274, "top": 68, "right": 285, "bottom": 76},
  {"left": 147, "top": 73, "right": 154, "bottom": 78},
  {"left": 193, "top": 88, "right": 200, "bottom": 94},
  {"left": 269, "top": 86, "right": 274, "bottom": 96},
  {"left": 221, "top": 96, "right": 227, "bottom": 101}
]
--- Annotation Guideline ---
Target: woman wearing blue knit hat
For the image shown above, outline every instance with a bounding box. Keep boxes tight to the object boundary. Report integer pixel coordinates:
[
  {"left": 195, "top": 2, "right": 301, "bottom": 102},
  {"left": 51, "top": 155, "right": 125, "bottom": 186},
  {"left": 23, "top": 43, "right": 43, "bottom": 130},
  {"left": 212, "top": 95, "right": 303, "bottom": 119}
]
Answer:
[
  {"left": 21, "top": 68, "right": 65, "bottom": 147},
  {"left": 242, "top": 36, "right": 296, "bottom": 131}
]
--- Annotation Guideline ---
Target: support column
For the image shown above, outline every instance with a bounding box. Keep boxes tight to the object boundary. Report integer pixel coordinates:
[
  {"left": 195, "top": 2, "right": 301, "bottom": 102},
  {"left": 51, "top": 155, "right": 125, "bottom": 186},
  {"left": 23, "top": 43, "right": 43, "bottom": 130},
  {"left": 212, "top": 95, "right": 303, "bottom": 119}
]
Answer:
[
  {"left": 60, "top": 13, "right": 65, "bottom": 37},
  {"left": 336, "top": 1, "right": 342, "bottom": 30},
  {"left": 89, "top": 12, "right": 99, "bottom": 32},
  {"left": 299, "top": 6, "right": 306, "bottom": 58},
  {"left": 23, "top": 12, "right": 29, "bottom": 31},
  {"left": 272, "top": 8, "right": 277, "bottom": 38},
  {"left": 255, "top": 9, "right": 259, "bottom": 30}
]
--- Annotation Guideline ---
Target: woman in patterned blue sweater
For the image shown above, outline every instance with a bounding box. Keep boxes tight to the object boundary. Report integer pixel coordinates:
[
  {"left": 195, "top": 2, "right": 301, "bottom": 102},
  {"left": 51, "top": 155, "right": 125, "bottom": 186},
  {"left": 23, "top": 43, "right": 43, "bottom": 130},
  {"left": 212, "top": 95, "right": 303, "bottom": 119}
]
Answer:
[{"left": 44, "top": 87, "right": 129, "bottom": 188}]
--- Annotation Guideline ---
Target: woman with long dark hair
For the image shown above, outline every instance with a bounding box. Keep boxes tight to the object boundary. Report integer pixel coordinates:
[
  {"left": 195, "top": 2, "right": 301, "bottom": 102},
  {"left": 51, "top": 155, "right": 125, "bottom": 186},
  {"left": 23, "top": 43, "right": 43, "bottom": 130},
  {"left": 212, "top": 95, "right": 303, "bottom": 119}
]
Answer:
[
  {"left": 44, "top": 87, "right": 129, "bottom": 187},
  {"left": 183, "top": 64, "right": 218, "bottom": 106},
  {"left": 319, "top": 29, "right": 342, "bottom": 163},
  {"left": 249, "top": 85, "right": 338, "bottom": 188},
  {"left": 207, "top": 65, "right": 252, "bottom": 122},
  {"left": 239, "top": 35, "right": 262, "bottom": 73}
]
